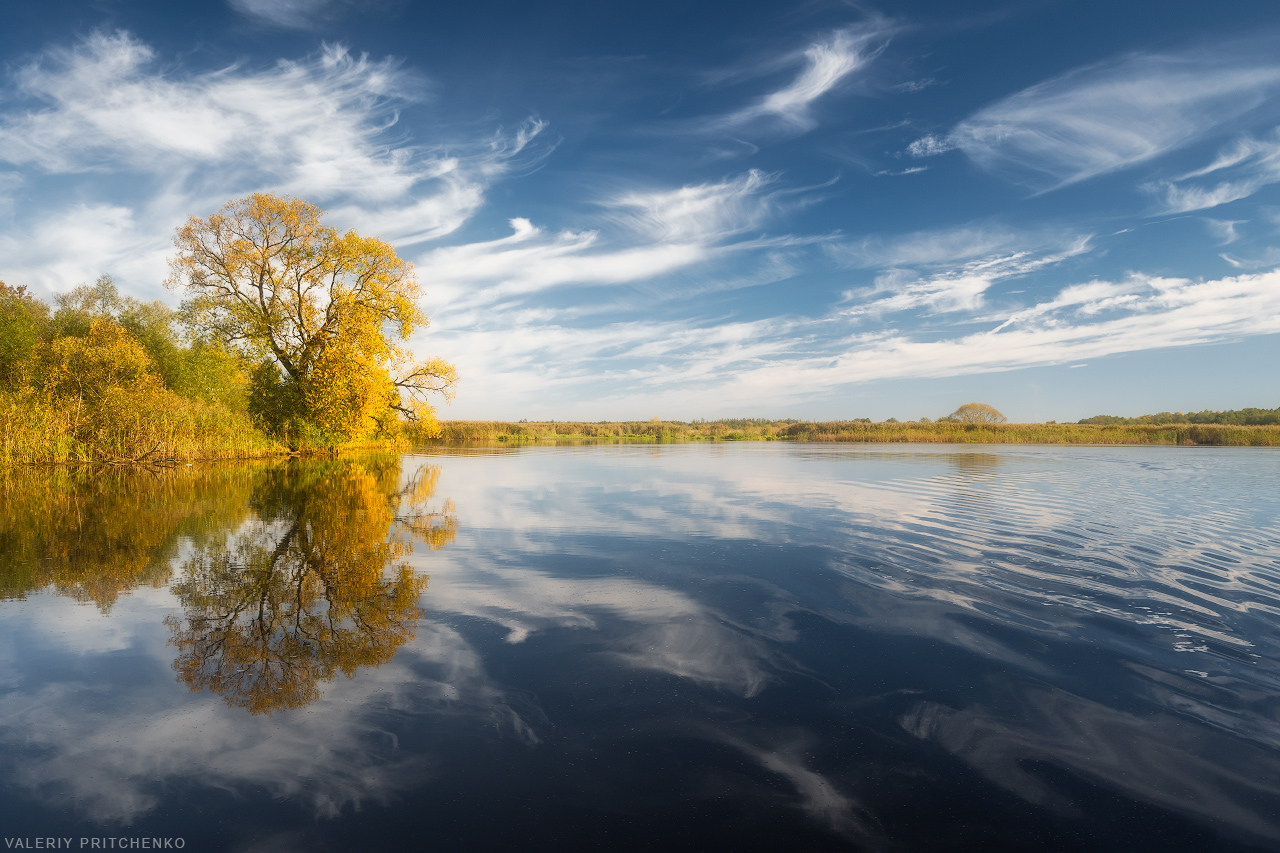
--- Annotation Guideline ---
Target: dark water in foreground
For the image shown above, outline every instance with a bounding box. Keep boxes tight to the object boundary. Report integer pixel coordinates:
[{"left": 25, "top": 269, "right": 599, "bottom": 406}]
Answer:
[{"left": 1, "top": 445, "right": 1279, "bottom": 852}]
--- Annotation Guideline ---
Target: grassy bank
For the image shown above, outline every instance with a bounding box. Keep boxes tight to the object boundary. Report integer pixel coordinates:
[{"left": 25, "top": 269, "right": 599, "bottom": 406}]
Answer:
[
  {"left": 786, "top": 421, "right": 1280, "bottom": 445},
  {"left": 428, "top": 419, "right": 1280, "bottom": 447},
  {"left": 0, "top": 385, "right": 417, "bottom": 465},
  {"left": 0, "top": 390, "right": 417, "bottom": 465}
]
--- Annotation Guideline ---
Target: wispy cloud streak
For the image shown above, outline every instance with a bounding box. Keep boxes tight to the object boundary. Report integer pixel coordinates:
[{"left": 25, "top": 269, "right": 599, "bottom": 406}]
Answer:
[
  {"left": 420, "top": 170, "right": 804, "bottom": 309},
  {"left": 910, "top": 49, "right": 1280, "bottom": 191},
  {"left": 430, "top": 261, "right": 1280, "bottom": 417},
  {"left": 229, "top": 0, "right": 352, "bottom": 29},
  {"left": 735, "top": 270, "right": 1280, "bottom": 402},
  {"left": 714, "top": 25, "right": 888, "bottom": 133},
  {"left": 1148, "top": 129, "right": 1280, "bottom": 213},
  {"left": 833, "top": 227, "right": 1093, "bottom": 317}
]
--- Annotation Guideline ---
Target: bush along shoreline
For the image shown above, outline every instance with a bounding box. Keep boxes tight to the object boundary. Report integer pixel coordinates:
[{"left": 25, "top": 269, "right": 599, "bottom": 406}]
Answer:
[{"left": 1, "top": 279, "right": 272, "bottom": 465}]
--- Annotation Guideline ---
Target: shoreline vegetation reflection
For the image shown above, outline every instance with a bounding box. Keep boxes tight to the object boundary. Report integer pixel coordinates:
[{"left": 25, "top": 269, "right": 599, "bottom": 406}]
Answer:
[{"left": 0, "top": 455, "right": 456, "bottom": 713}]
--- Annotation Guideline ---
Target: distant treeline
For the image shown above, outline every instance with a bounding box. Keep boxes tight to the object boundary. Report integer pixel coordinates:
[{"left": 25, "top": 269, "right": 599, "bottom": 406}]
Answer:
[
  {"left": 434, "top": 419, "right": 1280, "bottom": 446},
  {"left": 1079, "top": 407, "right": 1280, "bottom": 426}
]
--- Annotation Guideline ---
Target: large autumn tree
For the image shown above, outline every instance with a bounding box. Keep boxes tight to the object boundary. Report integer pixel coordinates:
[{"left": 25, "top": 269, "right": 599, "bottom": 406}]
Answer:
[{"left": 167, "top": 194, "right": 456, "bottom": 443}]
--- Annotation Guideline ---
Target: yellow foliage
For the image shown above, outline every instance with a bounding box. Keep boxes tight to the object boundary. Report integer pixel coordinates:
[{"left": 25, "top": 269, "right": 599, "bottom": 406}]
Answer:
[
  {"left": 168, "top": 193, "right": 457, "bottom": 443},
  {"left": 0, "top": 313, "right": 275, "bottom": 464},
  {"left": 43, "top": 317, "right": 161, "bottom": 402},
  {"left": 302, "top": 342, "right": 395, "bottom": 441}
]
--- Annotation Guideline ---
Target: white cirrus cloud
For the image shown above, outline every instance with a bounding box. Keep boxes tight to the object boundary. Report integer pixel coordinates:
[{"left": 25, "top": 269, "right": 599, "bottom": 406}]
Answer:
[
  {"left": 743, "top": 269, "right": 1280, "bottom": 400},
  {"left": 906, "top": 134, "right": 954, "bottom": 158},
  {"left": 228, "top": 0, "right": 352, "bottom": 29},
  {"left": 0, "top": 31, "right": 546, "bottom": 295},
  {"left": 932, "top": 49, "right": 1280, "bottom": 191},
  {"left": 429, "top": 263, "right": 1280, "bottom": 418},
  {"left": 1, "top": 32, "right": 412, "bottom": 189},
  {"left": 836, "top": 225, "right": 1046, "bottom": 269},
  {"left": 418, "top": 170, "right": 812, "bottom": 310},
  {"left": 1204, "top": 218, "right": 1246, "bottom": 245},
  {"left": 0, "top": 202, "right": 172, "bottom": 300},
  {"left": 1147, "top": 129, "right": 1280, "bottom": 214},
  {"left": 718, "top": 25, "right": 889, "bottom": 133},
  {"left": 832, "top": 226, "right": 1094, "bottom": 318},
  {"left": 1220, "top": 247, "right": 1280, "bottom": 270}
]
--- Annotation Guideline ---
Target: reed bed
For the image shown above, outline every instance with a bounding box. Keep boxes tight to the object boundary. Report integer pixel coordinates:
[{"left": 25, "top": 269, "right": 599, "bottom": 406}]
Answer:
[
  {"left": 0, "top": 388, "right": 283, "bottom": 465},
  {"left": 428, "top": 420, "right": 1280, "bottom": 447},
  {"left": 430, "top": 419, "right": 782, "bottom": 443},
  {"left": 787, "top": 421, "right": 1280, "bottom": 446}
]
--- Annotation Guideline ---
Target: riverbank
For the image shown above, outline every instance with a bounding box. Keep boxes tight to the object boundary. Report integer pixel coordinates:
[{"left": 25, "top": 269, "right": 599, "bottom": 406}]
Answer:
[
  {"left": 0, "top": 388, "right": 275, "bottom": 464},
  {"left": 429, "top": 420, "right": 1280, "bottom": 446}
]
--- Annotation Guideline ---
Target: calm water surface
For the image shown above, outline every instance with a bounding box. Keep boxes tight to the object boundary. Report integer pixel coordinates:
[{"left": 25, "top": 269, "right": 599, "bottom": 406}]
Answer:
[{"left": 1, "top": 445, "right": 1279, "bottom": 851}]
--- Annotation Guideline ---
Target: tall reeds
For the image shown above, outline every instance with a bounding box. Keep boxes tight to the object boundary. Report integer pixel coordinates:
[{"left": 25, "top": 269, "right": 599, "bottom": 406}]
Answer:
[{"left": 0, "top": 387, "right": 281, "bottom": 465}]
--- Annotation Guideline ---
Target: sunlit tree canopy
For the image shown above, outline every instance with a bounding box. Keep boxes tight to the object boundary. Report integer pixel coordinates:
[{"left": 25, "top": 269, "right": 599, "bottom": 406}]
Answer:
[{"left": 167, "top": 193, "right": 457, "bottom": 444}]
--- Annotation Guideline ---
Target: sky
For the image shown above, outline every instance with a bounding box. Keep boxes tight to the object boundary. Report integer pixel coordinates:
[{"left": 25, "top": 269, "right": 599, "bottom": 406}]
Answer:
[{"left": 1, "top": 0, "right": 1279, "bottom": 422}]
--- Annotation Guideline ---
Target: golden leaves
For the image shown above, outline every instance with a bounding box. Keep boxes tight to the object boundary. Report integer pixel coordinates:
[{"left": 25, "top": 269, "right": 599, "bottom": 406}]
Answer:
[
  {"left": 43, "top": 317, "right": 162, "bottom": 403},
  {"left": 167, "top": 193, "right": 453, "bottom": 442}
]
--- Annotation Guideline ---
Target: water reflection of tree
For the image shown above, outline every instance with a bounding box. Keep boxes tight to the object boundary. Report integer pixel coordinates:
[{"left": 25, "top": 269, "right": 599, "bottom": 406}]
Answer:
[
  {"left": 946, "top": 452, "right": 1002, "bottom": 514},
  {"left": 165, "top": 459, "right": 455, "bottom": 714},
  {"left": 0, "top": 465, "right": 257, "bottom": 609},
  {"left": 950, "top": 452, "right": 1000, "bottom": 476}
]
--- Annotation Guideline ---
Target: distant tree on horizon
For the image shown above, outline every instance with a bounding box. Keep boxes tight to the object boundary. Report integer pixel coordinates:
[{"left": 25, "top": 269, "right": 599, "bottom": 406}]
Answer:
[{"left": 944, "top": 403, "right": 1007, "bottom": 424}]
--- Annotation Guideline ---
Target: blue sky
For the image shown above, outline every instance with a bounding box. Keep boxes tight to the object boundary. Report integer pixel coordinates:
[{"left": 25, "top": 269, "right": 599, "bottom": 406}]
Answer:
[{"left": 2, "top": 0, "right": 1279, "bottom": 421}]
